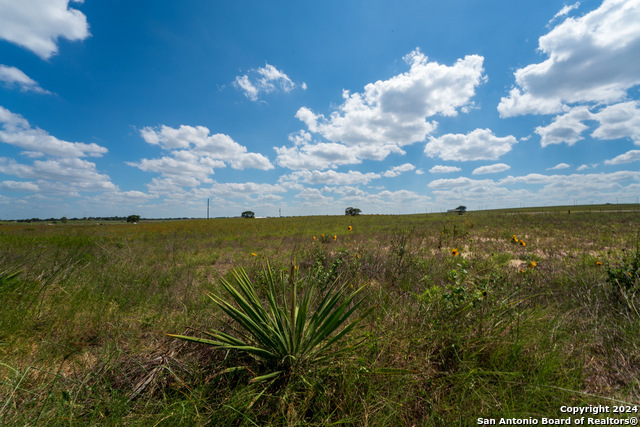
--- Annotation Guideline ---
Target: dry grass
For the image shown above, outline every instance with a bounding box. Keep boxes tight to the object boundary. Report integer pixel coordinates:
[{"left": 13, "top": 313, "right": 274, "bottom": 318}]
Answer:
[{"left": 1, "top": 208, "right": 639, "bottom": 425}]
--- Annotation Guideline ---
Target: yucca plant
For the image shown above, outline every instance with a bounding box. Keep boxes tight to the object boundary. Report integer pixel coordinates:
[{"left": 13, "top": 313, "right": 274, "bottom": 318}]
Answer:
[{"left": 168, "top": 262, "right": 371, "bottom": 383}]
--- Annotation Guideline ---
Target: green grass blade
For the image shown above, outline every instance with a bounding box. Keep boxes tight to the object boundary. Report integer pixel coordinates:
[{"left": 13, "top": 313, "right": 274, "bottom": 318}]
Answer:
[{"left": 249, "top": 371, "right": 283, "bottom": 383}]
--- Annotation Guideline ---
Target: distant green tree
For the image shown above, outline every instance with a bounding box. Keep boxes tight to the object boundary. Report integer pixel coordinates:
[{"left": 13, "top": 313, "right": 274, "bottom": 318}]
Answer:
[
  {"left": 241, "top": 211, "right": 255, "bottom": 219},
  {"left": 456, "top": 206, "right": 467, "bottom": 215},
  {"left": 60, "top": 217, "right": 68, "bottom": 223},
  {"left": 345, "top": 207, "right": 362, "bottom": 216},
  {"left": 126, "top": 215, "right": 141, "bottom": 223}
]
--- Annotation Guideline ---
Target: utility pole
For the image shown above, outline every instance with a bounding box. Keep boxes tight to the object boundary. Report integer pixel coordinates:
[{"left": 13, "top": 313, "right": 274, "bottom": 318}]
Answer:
[{"left": 207, "top": 198, "right": 209, "bottom": 219}]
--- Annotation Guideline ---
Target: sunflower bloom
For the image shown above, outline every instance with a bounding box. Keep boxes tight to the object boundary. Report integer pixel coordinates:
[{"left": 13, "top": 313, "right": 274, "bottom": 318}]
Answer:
[
  {"left": 528, "top": 260, "right": 537, "bottom": 269},
  {"left": 313, "top": 236, "right": 316, "bottom": 240},
  {"left": 348, "top": 226, "right": 352, "bottom": 231},
  {"left": 596, "top": 261, "right": 602, "bottom": 266},
  {"left": 333, "top": 235, "right": 337, "bottom": 241},
  {"left": 520, "top": 240, "right": 526, "bottom": 247},
  {"left": 451, "top": 248, "right": 459, "bottom": 257},
  {"left": 512, "top": 235, "right": 519, "bottom": 243},
  {"left": 251, "top": 253, "right": 257, "bottom": 257}
]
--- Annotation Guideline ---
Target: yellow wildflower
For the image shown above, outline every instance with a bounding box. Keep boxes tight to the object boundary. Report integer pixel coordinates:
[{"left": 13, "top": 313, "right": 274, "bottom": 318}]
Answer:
[
  {"left": 251, "top": 253, "right": 257, "bottom": 257},
  {"left": 520, "top": 240, "right": 526, "bottom": 247},
  {"left": 512, "top": 235, "right": 518, "bottom": 243},
  {"left": 348, "top": 225, "right": 352, "bottom": 231},
  {"left": 333, "top": 235, "right": 337, "bottom": 241},
  {"left": 528, "top": 260, "right": 537, "bottom": 269},
  {"left": 313, "top": 236, "right": 316, "bottom": 240},
  {"left": 451, "top": 248, "right": 459, "bottom": 257},
  {"left": 595, "top": 261, "right": 603, "bottom": 266}
]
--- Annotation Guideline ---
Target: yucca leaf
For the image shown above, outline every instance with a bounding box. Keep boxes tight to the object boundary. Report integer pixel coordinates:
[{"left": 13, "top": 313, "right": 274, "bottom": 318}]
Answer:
[
  {"left": 304, "top": 300, "right": 352, "bottom": 350},
  {"left": 308, "top": 283, "right": 353, "bottom": 331},
  {"left": 293, "top": 292, "right": 311, "bottom": 354},
  {"left": 210, "top": 294, "right": 278, "bottom": 348},
  {"left": 217, "top": 278, "right": 267, "bottom": 325},
  {"left": 233, "top": 269, "right": 270, "bottom": 322},
  {"left": 315, "top": 305, "right": 372, "bottom": 355},
  {"left": 165, "top": 334, "right": 227, "bottom": 347},
  {"left": 208, "top": 329, "right": 253, "bottom": 347},
  {"left": 303, "top": 287, "right": 369, "bottom": 354},
  {"left": 219, "top": 345, "right": 276, "bottom": 360},
  {"left": 217, "top": 278, "right": 292, "bottom": 357},
  {"left": 249, "top": 371, "right": 283, "bottom": 383}
]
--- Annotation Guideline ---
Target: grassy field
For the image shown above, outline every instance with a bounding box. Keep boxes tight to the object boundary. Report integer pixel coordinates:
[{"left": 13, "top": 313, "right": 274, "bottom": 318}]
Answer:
[{"left": 1, "top": 206, "right": 640, "bottom": 425}]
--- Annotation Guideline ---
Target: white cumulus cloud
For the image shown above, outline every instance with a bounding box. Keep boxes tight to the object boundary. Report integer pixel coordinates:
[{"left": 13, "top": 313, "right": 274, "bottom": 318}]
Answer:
[
  {"left": 0, "top": 107, "right": 116, "bottom": 196},
  {"left": 428, "top": 171, "right": 640, "bottom": 208},
  {"left": 208, "top": 181, "right": 287, "bottom": 199},
  {"left": 424, "top": 128, "right": 517, "bottom": 161},
  {"left": 548, "top": 2, "right": 581, "bottom": 25},
  {"left": 535, "top": 106, "right": 592, "bottom": 146},
  {"left": 279, "top": 170, "right": 381, "bottom": 188},
  {"left": 472, "top": 163, "right": 511, "bottom": 175},
  {"left": 131, "top": 124, "right": 273, "bottom": 191},
  {"left": 548, "top": 163, "right": 571, "bottom": 170},
  {"left": 0, "top": 106, "right": 107, "bottom": 158},
  {"left": 137, "top": 124, "right": 273, "bottom": 169},
  {"left": 0, "top": 157, "right": 115, "bottom": 193},
  {"left": 0, "top": 65, "right": 50, "bottom": 94},
  {"left": 274, "top": 131, "right": 362, "bottom": 170},
  {"left": 382, "top": 163, "right": 415, "bottom": 177},
  {"left": 590, "top": 101, "right": 640, "bottom": 144},
  {"left": 535, "top": 101, "right": 640, "bottom": 146},
  {"left": 276, "top": 49, "right": 486, "bottom": 169},
  {"left": 429, "top": 165, "right": 462, "bottom": 174},
  {"left": 300, "top": 50, "right": 484, "bottom": 147},
  {"left": 234, "top": 63, "right": 303, "bottom": 101},
  {"left": 498, "top": 0, "right": 640, "bottom": 118},
  {"left": 604, "top": 150, "right": 640, "bottom": 165},
  {"left": 0, "top": 0, "right": 90, "bottom": 59}
]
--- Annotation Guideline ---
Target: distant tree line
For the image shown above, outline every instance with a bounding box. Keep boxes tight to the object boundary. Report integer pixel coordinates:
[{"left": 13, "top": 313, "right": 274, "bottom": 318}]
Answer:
[{"left": 14, "top": 216, "right": 144, "bottom": 223}]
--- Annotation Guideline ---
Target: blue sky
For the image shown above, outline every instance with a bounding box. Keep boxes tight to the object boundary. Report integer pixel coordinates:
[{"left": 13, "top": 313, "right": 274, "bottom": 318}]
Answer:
[{"left": 1, "top": 0, "right": 639, "bottom": 219}]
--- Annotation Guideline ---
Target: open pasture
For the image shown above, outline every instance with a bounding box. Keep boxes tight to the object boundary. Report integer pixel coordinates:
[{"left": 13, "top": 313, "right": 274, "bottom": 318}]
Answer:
[{"left": 1, "top": 207, "right": 640, "bottom": 425}]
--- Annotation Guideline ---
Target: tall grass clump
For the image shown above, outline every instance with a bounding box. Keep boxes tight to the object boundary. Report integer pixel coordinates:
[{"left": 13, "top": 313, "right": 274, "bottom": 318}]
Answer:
[{"left": 168, "top": 261, "right": 372, "bottom": 384}]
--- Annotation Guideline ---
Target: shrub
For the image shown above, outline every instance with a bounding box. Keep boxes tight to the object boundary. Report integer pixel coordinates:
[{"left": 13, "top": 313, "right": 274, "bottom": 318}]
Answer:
[
  {"left": 241, "top": 211, "right": 255, "bottom": 218},
  {"left": 168, "top": 262, "right": 371, "bottom": 383}
]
